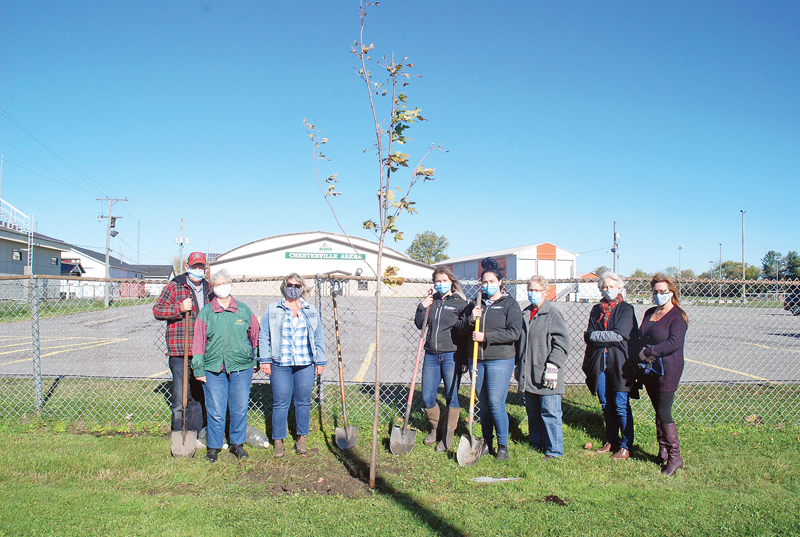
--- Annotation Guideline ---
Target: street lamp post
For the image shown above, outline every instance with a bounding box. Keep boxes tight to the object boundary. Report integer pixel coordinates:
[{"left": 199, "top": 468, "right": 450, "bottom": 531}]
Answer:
[{"left": 678, "top": 245, "right": 684, "bottom": 294}]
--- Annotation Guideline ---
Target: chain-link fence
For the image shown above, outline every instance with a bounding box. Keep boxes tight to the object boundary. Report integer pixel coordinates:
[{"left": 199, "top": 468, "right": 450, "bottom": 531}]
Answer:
[{"left": 1, "top": 274, "right": 798, "bottom": 433}]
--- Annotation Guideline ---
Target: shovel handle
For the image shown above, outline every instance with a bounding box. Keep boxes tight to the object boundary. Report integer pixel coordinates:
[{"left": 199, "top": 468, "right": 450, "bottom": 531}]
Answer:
[
  {"left": 405, "top": 290, "right": 432, "bottom": 406},
  {"left": 182, "top": 311, "right": 191, "bottom": 412},
  {"left": 402, "top": 290, "right": 432, "bottom": 427},
  {"left": 332, "top": 291, "right": 350, "bottom": 427}
]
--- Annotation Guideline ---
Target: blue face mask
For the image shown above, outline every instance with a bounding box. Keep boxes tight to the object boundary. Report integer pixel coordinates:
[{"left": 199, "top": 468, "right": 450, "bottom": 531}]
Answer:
[
  {"left": 187, "top": 267, "right": 205, "bottom": 280},
  {"left": 435, "top": 282, "right": 451, "bottom": 295},
  {"left": 528, "top": 291, "right": 544, "bottom": 306},
  {"left": 482, "top": 283, "right": 499, "bottom": 297}
]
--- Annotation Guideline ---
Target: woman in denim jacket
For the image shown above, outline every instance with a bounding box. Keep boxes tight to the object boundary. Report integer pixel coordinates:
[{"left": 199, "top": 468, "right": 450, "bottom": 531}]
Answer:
[{"left": 258, "top": 273, "right": 326, "bottom": 457}]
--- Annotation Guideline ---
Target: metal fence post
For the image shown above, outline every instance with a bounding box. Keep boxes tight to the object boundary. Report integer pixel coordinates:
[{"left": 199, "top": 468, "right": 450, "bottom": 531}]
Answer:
[{"left": 30, "top": 277, "right": 42, "bottom": 415}]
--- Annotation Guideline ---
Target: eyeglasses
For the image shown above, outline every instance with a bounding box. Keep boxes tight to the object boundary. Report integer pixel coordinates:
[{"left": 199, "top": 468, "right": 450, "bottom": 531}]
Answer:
[{"left": 286, "top": 283, "right": 302, "bottom": 289}]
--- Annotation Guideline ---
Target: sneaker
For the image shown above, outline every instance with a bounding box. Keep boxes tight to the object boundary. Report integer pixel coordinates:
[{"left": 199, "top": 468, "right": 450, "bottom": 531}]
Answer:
[
  {"left": 230, "top": 444, "right": 249, "bottom": 460},
  {"left": 496, "top": 445, "right": 509, "bottom": 461},
  {"left": 543, "top": 454, "right": 560, "bottom": 461},
  {"left": 273, "top": 439, "right": 285, "bottom": 458},
  {"left": 205, "top": 448, "right": 220, "bottom": 463}
]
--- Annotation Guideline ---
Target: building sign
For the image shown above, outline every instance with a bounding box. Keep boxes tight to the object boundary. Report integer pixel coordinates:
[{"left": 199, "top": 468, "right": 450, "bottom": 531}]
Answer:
[{"left": 285, "top": 252, "right": 366, "bottom": 260}]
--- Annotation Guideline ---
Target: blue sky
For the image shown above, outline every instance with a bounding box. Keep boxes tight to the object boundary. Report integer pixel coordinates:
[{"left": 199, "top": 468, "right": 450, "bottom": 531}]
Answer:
[{"left": 1, "top": 1, "right": 798, "bottom": 276}]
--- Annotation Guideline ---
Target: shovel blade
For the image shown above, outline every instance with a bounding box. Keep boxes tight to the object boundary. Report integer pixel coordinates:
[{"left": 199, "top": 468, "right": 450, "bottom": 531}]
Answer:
[
  {"left": 171, "top": 429, "right": 198, "bottom": 458},
  {"left": 389, "top": 425, "right": 417, "bottom": 455},
  {"left": 334, "top": 426, "right": 359, "bottom": 450},
  {"left": 456, "top": 434, "right": 484, "bottom": 467}
]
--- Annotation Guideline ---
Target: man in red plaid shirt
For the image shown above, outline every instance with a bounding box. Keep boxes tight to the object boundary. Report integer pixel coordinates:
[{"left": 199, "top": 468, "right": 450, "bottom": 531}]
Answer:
[{"left": 153, "top": 252, "right": 214, "bottom": 435}]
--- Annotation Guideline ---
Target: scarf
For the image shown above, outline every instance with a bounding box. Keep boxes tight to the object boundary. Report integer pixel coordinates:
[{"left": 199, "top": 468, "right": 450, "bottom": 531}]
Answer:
[{"left": 599, "top": 294, "right": 623, "bottom": 329}]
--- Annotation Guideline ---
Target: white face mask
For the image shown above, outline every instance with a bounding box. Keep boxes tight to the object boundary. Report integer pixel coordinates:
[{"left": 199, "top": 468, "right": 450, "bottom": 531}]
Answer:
[
  {"left": 214, "top": 283, "right": 232, "bottom": 299},
  {"left": 601, "top": 288, "right": 620, "bottom": 301},
  {"left": 653, "top": 291, "right": 672, "bottom": 306}
]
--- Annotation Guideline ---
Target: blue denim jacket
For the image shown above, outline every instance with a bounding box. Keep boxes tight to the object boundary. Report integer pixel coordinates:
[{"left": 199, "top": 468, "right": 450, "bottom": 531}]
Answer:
[{"left": 258, "top": 299, "right": 326, "bottom": 366}]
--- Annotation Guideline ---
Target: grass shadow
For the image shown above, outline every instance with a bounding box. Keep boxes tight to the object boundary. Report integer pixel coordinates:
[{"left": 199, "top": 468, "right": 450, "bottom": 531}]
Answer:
[
  {"left": 41, "top": 375, "right": 64, "bottom": 407},
  {"left": 327, "top": 434, "right": 468, "bottom": 537},
  {"left": 562, "top": 398, "right": 605, "bottom": 443}
]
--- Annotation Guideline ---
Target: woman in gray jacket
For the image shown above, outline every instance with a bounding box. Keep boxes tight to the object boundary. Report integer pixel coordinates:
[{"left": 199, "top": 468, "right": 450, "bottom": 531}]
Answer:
[{"left": 517, "top": 275, "right": 570, "bottom": 460}]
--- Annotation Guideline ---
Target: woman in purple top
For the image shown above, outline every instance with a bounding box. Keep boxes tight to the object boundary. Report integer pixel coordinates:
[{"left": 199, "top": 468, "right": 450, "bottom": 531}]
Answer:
[{"left": 638, "top": 273, "right": 688, "bottom": 476}]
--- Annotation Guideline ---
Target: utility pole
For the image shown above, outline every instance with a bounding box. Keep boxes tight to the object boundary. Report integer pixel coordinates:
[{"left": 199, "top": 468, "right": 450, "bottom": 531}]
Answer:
[
  {"left": 611, "top": 222, "right": 619, "bottom": 274},
  {"left": 98, "top": 197, "right": 127, "bottom": 308},
  {"left": 0, "top": 154, "right": 4, "bottom": 199},
  {"left": 175, "top": 218, "right": 189, "bottom": 269},
  {"left": 719, "top": 243, "right": 722, "bottom": 301},
  {"left": 740, "top": 210, "right": 746, "bottom": 303},
  {"left": 137, "top": 219, "right": 141, "bottom": 264}
]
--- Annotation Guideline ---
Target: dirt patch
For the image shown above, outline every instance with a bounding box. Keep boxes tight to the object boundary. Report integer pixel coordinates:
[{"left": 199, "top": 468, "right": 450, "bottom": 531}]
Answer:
[{"left": 244, "top": 444, "right": 406, "bottom": 499}]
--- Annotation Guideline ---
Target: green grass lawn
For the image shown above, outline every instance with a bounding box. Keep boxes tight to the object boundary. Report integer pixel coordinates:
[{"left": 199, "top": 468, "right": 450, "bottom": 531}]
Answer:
[{"left": 1, "top": 414, "right": 797, "bottom": 537}]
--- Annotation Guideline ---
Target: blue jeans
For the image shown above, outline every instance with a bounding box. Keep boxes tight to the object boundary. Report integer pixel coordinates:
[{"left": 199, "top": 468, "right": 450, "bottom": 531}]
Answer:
[
  {"left": 270, "top": 363, "right": 315, "bottom": 440},
  {"left": 203, "top": 367, "right": 253, "bottom": 449},
  {"left": 421, "top": 352, "right": 461, "bottom": 409},
  {"left": 475, "top": 358, "right": 515, "bottom": 447},
  {"left": 169, "top": 355, "right": 205, "bottom": 432},
  {"left": 597, "top": 370, "right": 634, "bottom": 450},
  {"left": 524, "top": 393, "right": 564, "bottom": 457}
]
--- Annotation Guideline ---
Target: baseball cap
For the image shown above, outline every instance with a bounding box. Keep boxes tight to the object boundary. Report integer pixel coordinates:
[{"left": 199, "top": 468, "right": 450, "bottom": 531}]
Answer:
[{"left": 187, "top": 252, "right": 207, "bottom": 267}]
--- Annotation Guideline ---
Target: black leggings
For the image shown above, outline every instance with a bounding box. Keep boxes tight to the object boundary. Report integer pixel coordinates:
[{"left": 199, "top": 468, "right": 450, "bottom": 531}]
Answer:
[{"left": 645, "top": 383, "right": 676, "bottom": 425}]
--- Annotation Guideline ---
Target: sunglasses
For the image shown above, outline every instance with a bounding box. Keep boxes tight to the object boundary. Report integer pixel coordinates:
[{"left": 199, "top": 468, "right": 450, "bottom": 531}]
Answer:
[{"left": 286, "top": 283, "right": 302, "bottom": 289}]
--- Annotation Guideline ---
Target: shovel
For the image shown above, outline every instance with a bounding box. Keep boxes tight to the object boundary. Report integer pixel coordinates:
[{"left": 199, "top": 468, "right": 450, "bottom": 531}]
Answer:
[
  {"left": 171, "top": 311, "right": 197, "bottom": 457},
  {"left": 331, "top": 291, "right": 358, "bottom": 450},
  {"left": 390, "top": 290, "right": 433, "bottom": 455},
  {"left": 457, "top": 289, "right": 485, "bottom": 467}
]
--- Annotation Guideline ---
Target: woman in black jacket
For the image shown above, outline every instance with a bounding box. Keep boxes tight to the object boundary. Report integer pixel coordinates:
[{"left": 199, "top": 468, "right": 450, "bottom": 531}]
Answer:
[
  {"left": 457, "top": 258, "right": 523, "bottom": 461},
  {"left": 414, "top": 267, "right": 469, "bottom": 452},
  {"left": 582, "top": 272, "right": 639, "bottom": 460}
]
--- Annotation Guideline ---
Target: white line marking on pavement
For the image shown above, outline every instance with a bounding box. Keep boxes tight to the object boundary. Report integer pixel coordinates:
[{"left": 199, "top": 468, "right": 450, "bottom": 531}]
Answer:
[
  {"left": 684, "top": 358, "right": 769, "bottom": 381},
  {"left": 353, "top": 342, "right": 376, "bottom": 383}
]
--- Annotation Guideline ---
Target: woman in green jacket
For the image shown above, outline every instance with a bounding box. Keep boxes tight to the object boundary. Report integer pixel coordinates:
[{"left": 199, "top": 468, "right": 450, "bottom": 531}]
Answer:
[{"left": 192, "top": 269, "right": 260, "bottom": 462}]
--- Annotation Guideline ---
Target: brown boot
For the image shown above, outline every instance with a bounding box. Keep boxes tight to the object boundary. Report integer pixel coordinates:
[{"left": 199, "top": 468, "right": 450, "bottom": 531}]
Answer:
[
  {"left": 595, "top": 442, "right": 613, "bottom": 454},
  {"left": 655, "top": 416, "right": 668, "bottom": 465},
  {"left": 661, "top": 422, "right": 684, "bottom": 476},
  {"left": 435, "top": 407, "right": 461, "bottom": 452},
  {"left": 295, "top": 435, "right": 308, "bottom": 455},
  {"left": 273, "top": 439, "right": 285, "bottom": 458},
  {"left": 423, "top": 406, "right": 440, "bottom": 446}
]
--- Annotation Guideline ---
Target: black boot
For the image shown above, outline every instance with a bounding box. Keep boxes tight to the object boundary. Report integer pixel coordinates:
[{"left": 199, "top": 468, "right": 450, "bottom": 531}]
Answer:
[
  {"left": 661, "top": 422, "right": 684, "bottom": 476},
  {"left": 205, "top": 448, "right": 220, "bottom": 463},
  {"left": 495, "top": 445, "right": 509, "bottom": 461},
  {"left": 230, "top": 444, "right": 249, "bottom": 460}
]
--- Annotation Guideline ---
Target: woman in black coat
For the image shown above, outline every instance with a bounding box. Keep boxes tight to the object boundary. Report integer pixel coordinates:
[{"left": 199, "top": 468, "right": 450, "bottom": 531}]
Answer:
[{"left": 582, "top": 272, "right": 639, "bottom": 460}]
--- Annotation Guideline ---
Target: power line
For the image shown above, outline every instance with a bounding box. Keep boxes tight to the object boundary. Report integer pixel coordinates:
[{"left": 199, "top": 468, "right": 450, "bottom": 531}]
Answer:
[
  {"left": 0, "top": 106, "right": 116, "bottom": 196},
  {"left": 2, "top": 158, "right": 96, "bottom": 194}
]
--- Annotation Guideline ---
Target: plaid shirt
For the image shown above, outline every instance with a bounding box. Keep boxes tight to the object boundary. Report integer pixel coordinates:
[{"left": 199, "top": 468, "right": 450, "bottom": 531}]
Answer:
[
  {"left": 279, "top": 303, "right": 313, "bottom": 366},
  {"left": 153, "top": 273, "right": 213, "bottom": 357}
]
